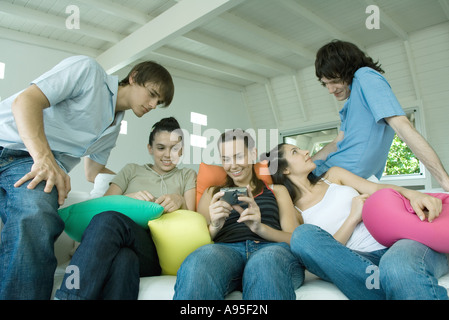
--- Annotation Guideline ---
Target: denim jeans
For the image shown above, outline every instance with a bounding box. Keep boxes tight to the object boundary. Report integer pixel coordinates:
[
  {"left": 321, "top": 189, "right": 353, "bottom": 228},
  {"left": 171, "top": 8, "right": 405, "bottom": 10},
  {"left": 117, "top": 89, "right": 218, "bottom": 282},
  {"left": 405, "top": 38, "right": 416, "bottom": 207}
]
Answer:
[
  {"left": 55, "top": 211, "right": 160, "bottom": 300},
  {"left": 0, "top": 148, "right": 64, "bottom": 299},
  {"left": 291, "top": 224, "right": 449, "bottom": 300},
  {"left": 173, "top": 241, "right": 304, "bottom": 300}
]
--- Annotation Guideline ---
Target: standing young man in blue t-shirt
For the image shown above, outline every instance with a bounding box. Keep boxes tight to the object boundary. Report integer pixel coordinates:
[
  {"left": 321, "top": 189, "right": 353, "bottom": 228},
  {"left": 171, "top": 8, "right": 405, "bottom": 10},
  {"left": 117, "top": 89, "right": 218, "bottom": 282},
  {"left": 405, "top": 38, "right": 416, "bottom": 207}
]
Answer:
[
  {"left": 0, "top": 56, "right": 174, "bottom": 299},
  {"left": 312, "top": 40, "right": 449, "bottom": 192},
  {"left": 309, "top": 40, "right": 449, "bottom": 300}
]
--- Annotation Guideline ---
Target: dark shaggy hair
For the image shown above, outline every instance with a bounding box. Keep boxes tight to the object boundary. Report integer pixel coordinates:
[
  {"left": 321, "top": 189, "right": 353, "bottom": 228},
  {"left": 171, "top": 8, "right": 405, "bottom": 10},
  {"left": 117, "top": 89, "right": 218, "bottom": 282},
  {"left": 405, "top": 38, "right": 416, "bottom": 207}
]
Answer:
[{"left": 315, "top": 40, "right": 384, "bottom": 86}]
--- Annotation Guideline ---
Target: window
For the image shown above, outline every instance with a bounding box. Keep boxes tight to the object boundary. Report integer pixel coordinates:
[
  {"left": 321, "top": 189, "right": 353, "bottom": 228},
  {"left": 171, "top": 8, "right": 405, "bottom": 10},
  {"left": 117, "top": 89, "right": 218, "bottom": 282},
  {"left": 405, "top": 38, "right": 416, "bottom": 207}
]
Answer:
[
  {"left": 283, "top": 127, "right": 339, "bottom": 157},
  {"left": 380, "top": 108, "right": 429, "bottom": 189},
  {"left": 190, "top": 112, "right": 208, "bottom": 149},
  {"left": 120, "top": 120, "right": 128, "bottom": 135},
  {"left": 0, "top": 62, "right": 5, "bottom": 80},
  {"left": 383, "top": 110, "right": 420, "bottom": 177},
  {"left": 0, "top": 62, "right": 4, "bottom": 101}
]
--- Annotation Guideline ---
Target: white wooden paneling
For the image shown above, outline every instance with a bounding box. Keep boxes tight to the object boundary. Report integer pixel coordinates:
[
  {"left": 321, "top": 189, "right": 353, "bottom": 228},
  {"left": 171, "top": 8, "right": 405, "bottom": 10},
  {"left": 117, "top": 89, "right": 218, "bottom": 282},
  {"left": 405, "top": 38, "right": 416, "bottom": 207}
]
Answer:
[{"left": 410, "top": 23, "right": 449, "bottom": 187}]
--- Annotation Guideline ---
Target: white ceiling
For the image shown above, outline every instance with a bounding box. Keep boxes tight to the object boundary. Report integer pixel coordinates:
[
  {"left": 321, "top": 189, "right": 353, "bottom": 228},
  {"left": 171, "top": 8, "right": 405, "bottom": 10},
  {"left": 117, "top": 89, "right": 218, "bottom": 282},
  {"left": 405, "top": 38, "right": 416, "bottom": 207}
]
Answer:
[{"left": 1, "top": 0, "right": 448, "bottom": 91}]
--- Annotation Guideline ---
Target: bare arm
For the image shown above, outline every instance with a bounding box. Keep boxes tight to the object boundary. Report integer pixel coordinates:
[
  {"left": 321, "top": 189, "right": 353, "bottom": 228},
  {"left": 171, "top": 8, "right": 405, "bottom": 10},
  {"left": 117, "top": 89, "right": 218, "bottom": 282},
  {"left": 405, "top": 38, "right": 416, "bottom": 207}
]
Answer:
[
  {"left": 333, "top": 194, "right": 368, "bottom": 245},
  {"left": 386, "top": 115, "right": 449, "bottom": 191},
  {"left": 198, "top": 188, "right": 232, "bottom": 239},
  {"left": 311, "top": 131, "right": 344, "bottom": 162},
  {"left": 12, "top": 84, "right": 71, "bottom": 205},
  {"left": 155, "top": 188, "right": 196, "bottom": 213},
  {"left": 327, "top": 166, "right": 443, "bottom": 222},
  {"left": 182, "top": 188, "right": 196, "bottom": 211},
  {"left": 253, "top": 184, "right": 300, "bottom": 244},
  {"left": 84, "top": 157, "right": 115, "bottom": 183}
]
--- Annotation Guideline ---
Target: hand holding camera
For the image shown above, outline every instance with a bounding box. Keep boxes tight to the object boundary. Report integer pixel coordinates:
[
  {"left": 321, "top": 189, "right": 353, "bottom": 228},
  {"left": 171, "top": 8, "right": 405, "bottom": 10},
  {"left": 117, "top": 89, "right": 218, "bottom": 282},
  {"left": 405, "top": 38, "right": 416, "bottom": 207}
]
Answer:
[{"left": 219, "top": 187, "right": 248, "bottom": 205}]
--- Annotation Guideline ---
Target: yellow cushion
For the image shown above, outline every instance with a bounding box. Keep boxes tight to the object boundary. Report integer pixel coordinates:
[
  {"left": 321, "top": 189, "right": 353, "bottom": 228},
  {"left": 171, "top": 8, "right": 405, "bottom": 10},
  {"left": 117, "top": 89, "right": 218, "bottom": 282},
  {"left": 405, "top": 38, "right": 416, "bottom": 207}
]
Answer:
[{"left": 148, "top": 210, "right": 213, "bottom": 275}]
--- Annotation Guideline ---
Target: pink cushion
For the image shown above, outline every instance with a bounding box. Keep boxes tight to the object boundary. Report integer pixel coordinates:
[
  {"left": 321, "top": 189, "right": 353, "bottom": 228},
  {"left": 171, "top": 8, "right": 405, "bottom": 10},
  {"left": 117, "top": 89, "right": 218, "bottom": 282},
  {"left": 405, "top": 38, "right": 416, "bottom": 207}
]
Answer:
[{"left": 362, "top": 188, "right": 449, "bottom": 253}]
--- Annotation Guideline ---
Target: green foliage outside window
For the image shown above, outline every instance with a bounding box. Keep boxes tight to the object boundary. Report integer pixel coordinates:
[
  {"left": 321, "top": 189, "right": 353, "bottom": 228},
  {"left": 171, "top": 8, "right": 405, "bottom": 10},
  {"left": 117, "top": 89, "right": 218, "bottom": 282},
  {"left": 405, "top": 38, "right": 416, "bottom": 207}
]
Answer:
[{"left": 383, "top": 134, "right": 420, "bottom": 176}]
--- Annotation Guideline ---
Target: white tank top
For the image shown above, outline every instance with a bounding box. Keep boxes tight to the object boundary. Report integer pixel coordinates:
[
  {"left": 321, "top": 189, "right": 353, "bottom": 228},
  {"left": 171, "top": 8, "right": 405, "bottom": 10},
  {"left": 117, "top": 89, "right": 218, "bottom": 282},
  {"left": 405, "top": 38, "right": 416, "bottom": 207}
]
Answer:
[{"left": 295, "top": 179, "right": 386, "bottom": 252}]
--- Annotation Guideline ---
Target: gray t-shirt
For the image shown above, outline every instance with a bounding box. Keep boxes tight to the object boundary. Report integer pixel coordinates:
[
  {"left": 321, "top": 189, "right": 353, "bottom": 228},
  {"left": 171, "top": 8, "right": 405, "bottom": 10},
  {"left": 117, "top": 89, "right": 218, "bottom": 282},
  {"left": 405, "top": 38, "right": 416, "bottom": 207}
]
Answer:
[{"left": 111, "top": 163, "right": 196, "bottom": 198}]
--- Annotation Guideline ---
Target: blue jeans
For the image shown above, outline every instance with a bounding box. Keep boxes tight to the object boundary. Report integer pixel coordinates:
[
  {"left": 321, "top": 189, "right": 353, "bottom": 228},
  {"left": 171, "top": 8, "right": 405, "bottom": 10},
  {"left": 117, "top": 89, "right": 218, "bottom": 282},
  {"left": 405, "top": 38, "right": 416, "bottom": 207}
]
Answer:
[
  {"left": 55, "top": 211, "right": 160, "bottom": 300},
  {"left": 0, "top": 148, "right": 64, "bottom": 299},
  {"left": 291, "top": 224, "right": 449, "bottom": 300},
  {"left": 173, "top": 241, "right": 304, "bottom": 300}
]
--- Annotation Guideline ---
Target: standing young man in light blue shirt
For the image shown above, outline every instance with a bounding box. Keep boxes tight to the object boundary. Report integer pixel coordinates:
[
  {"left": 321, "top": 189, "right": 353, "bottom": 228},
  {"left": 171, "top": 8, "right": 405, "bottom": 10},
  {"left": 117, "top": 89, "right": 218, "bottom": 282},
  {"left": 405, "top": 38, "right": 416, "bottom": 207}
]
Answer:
[
  {"left": 0, "top": 55, "right": 174, "bottom": 299},
  {"left": 312, "top": 40, "right": 449, "bottom": 191},
  {"left": 307, "top": 40, "right": 449, "bottom": 300}
]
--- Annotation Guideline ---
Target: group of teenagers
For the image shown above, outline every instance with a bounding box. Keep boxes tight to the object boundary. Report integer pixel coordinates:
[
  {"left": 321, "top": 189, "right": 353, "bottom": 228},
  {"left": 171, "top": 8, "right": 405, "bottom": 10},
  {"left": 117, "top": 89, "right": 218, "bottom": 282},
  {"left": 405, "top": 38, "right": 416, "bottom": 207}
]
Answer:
[{"left": 1, "top": 40, "right": 449, "bottom": 300}]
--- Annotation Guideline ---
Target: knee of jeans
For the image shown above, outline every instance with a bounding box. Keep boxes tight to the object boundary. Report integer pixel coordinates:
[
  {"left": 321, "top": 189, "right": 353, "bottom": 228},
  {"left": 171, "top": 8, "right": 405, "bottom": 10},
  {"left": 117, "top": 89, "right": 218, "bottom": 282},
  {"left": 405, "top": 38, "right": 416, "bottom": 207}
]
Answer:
[
  {"left": 88, "top": 211, "right": 129, "bottom": 230},
  {"left": 379, "top": 257, "right": 409, "bottom": 285},
  {"left": 291, "top": 224, "right": 322, "bottom": 254},
  {"left": 246, "top": 245, "right": 291, "bottom": 275},
  {"left": 15, "top": 202, "right": 64, "bottom": 242},
  {"left": 180, "top": 244, "right": 216, "bottom": 272},
  {"left": 111, "top": 248, "right": 139, "bottom": 276},
  {"left": 176, "top": 245, "right": 218, "bottom": 290}
]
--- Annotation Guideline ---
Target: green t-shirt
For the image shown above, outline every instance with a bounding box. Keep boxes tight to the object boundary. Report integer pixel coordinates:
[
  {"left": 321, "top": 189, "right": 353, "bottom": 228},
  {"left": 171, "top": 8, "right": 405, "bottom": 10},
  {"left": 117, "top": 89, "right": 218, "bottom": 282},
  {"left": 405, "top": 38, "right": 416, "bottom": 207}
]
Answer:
[{"left": 111, "top": 163, "right": 196, "bottom": 198}]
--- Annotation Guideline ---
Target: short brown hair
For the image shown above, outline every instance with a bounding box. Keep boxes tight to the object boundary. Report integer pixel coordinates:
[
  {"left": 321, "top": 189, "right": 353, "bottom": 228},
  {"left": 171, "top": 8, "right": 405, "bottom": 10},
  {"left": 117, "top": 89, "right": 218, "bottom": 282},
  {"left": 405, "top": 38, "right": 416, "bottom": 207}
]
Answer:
[{"left": 119, "top": 61, "right": 174, "bottom": 107}]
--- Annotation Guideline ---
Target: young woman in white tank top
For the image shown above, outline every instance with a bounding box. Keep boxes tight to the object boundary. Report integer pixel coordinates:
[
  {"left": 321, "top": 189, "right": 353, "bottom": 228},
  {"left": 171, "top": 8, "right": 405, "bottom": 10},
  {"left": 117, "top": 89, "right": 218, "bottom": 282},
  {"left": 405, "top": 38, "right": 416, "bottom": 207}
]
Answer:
[
  {"left": 264, "top": 144, "right": 441, "bottom": 250},
  {"left": 261, "top": 143, "right": 448, "bottom": 299}
]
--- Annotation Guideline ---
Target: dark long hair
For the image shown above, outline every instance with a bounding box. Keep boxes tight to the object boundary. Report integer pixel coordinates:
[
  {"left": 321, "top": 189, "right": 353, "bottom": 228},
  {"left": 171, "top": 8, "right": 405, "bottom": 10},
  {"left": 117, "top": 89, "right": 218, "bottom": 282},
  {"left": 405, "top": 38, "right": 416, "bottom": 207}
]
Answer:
[
  {"left": 261, "top": 143, "right": 322, "bottom": 202},
  {"left": 315, "top": 40, "right": 384, "bottom": 86},
  {"left": 212, "top": 129, "right": 265, "bottom": 196}
]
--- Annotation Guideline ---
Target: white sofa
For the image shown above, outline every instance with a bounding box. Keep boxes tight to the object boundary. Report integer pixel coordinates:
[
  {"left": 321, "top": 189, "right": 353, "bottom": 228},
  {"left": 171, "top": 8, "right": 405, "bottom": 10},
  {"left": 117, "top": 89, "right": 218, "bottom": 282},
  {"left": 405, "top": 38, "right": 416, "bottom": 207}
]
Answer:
[{"left": 50, "top": 185, "right": 449, "bottom": 300}]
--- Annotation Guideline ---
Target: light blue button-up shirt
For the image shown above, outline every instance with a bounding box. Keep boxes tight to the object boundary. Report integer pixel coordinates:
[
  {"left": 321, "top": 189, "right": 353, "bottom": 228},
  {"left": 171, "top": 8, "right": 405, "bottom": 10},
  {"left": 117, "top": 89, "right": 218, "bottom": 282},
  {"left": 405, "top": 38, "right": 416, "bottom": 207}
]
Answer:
[{"left": 0, "top": 56, "right": 124, "bottom": 172}]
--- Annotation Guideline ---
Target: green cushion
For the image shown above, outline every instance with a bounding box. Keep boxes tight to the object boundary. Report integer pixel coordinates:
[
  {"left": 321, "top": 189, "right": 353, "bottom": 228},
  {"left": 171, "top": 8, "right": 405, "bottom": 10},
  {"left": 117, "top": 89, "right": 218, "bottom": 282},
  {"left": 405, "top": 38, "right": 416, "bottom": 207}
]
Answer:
[{"left": 58, "top": 195, "right": 164, "bottom": 242}]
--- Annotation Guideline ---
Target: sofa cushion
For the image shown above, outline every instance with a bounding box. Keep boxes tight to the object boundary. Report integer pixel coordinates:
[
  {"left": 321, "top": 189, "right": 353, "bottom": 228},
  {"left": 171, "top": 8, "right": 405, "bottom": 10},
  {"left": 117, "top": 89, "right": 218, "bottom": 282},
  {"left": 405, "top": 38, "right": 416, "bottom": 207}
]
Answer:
[{"left": 148, "top": 210, "right": 213, "bottom": 276}]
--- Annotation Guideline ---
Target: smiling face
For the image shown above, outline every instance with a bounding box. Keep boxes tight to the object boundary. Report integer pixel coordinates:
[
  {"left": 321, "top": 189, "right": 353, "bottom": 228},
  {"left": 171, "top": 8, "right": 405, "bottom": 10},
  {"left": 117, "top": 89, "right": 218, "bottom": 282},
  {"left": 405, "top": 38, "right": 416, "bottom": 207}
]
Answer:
[
  {"left": 219, "top": 138, "right": 256, "bottom": 187},
  {"left": 281, "top": 144, "right": 316, "bottom": 177},
  {"left": 148, "top": 130, "right": 182, "bottom": 174},
  {"left": 320, "top": 77, "right": 351, "bottom": 101}
]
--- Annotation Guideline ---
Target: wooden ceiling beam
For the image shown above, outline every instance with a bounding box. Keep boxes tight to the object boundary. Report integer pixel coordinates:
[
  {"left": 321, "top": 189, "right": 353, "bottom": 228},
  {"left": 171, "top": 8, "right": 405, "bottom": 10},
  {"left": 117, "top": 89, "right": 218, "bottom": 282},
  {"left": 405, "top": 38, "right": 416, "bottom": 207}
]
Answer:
[
  {"left": 184, "top": 31, "right": 295, "bottom": 75},
  {"left": 0, "top": 26, "right": 100, "bottom": 56},
  {"left": 74, "top": 0, "right": 150, "bottom": 25},
  {"left": 96, "top": 0, "right": 245, "bottom": 74},
  {"left": 154, "top": 46, "right": 268, "bottom": 84},
  {"left": 0, "top": 2, "right": 122, "bottom": 43},
  {"left": 277, "top": 0, "right": 360, "bottom": 45},
  {"left": 220, "top": 12, "right": 315, "bottom": 61}
]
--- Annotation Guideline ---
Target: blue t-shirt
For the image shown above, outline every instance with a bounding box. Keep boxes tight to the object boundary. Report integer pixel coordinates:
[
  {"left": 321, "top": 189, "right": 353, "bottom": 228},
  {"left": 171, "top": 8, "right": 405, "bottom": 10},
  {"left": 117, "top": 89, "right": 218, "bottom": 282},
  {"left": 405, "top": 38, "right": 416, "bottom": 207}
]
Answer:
[
  {"left": 0, "top": 55, "right": 124, "bottom": 172},
  {"left": 314, "top": 67, "right": 405, "bottom": 179}
]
